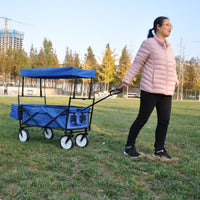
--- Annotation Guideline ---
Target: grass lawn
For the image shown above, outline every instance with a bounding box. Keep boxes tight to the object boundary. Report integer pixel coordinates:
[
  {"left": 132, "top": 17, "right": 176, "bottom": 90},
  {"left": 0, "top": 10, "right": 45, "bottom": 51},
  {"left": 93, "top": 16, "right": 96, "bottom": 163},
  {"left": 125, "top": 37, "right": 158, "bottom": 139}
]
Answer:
[{"left": 0, "top": 96, "right": 199, "bottom": 200}]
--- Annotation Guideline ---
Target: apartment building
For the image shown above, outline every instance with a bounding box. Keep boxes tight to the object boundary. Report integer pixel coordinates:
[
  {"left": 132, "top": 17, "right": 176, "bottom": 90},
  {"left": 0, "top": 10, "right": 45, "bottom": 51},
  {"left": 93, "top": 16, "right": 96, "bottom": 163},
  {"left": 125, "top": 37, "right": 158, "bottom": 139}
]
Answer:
[{"left": 0, "top": 29, "right": 24, "bottom": 52}]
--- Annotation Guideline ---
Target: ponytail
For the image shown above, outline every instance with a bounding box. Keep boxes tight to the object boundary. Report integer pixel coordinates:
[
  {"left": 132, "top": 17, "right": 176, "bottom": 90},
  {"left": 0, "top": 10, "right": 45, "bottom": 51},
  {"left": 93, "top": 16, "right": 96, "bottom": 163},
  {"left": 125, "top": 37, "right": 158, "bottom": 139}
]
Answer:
[
  {"left": 147, "top": 16, "right": 169, "bottom": 39},
  {"left": 147, "top": 28, "right": 154, "bottom": 38}
]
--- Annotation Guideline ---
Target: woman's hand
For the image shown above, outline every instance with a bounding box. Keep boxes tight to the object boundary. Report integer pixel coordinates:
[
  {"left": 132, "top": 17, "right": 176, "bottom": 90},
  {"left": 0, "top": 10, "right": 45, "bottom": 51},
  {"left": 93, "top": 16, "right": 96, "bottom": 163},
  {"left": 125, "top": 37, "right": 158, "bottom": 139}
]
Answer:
[{"left": 119, "top": 82, "right": 128, "bottom": 92}]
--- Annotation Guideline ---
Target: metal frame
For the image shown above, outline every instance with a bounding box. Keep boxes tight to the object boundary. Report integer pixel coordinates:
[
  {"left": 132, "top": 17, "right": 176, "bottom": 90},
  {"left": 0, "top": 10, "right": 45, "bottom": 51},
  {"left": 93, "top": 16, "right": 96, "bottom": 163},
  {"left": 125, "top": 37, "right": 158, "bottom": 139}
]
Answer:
[
  {"left": 15, "top": 73, "right": 122, "bottom": 147},
  {"left": 17, "top": 76, "right": 95, "bottom": 137}
]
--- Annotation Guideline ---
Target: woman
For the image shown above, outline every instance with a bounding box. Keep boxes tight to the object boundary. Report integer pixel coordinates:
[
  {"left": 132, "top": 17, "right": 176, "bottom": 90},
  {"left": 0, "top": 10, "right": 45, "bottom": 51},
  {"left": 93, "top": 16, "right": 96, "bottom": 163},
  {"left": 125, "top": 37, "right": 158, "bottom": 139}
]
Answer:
[{"left": 120, "top": 16, "right": 178, "bottom": 159}]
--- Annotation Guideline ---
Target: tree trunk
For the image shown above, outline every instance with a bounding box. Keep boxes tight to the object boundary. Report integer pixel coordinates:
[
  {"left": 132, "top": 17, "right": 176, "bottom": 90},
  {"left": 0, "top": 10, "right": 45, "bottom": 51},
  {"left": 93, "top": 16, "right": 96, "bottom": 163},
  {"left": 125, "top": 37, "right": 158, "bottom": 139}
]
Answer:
[
  {"left": 81, "top": 81, "right": 85, "bottom": 97},
  {"left": 177, "top": 86, "right": 180, "bottom": 100},
  {"left": 85, "top": 82, "right": 88, "bottom": 97},
  {"left": 199, "top": 89, "right": 200, "bottom": 102}
]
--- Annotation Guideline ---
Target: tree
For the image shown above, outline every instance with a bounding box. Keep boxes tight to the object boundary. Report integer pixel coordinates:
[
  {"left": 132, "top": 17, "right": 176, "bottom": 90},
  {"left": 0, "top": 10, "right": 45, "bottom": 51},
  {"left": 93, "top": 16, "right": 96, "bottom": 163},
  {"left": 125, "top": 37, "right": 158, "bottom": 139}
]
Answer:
[
  {"left": 6, "top": 48, "right": 14, "bottom": 83},
  {"left": 0, "top": 47, "right": 30, "bottom": 84},
  {"left": 63, "top": 47, "right": 81, "bottom": 68},
  {"left": 192, "top": 57, "right": 200, "bottom": 101},
  {"left": 30, "top": 44, "right": 39, "bottom": 69},
  {"left": 82, "top": 46, "right": 97, "bottom": 96},
  {"left": 12, "top": 49, "right": 30, "bottom": 79},
  {"left": 6, "top": 48, "right": 14, "bottom": 72},
  {"left": 42, "top": 38, "right": 59, "bottom": 68},
  {"left": 177, "top": 38, "right": 185, "bottom": 100},
  {"left": 117, "top": 45, "right": 132, "bottom": 84},
  {"left": 64, "top": 47, "right": 74, "bottom": 67},
  {"left": 38, "top": 48, "right": 47, "bottom": 68},
  {"left": 73, "top": 53, "right": 81, "bottom": 69},
  {"left": 184, "top": 59, "right": 196, "bottom": 96},
  {"left": 0, "top": 51, "right": 6, "bottom": 82},
  {"left": 84, "top": 46, "right": 97, "bottom": 70},
  {"left": 63, "top": 47, "right": 81, "bottom": 94},
  {"left": 98, "top": 44, "right": 116, "bottom": 91}
]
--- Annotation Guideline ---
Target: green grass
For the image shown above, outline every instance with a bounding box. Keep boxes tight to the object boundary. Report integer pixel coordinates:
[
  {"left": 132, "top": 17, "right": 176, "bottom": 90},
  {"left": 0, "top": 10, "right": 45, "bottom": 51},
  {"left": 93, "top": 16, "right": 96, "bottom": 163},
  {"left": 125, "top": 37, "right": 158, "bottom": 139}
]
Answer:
[{"left": 0, "top": 96, "right": 199, "bottom": 200}]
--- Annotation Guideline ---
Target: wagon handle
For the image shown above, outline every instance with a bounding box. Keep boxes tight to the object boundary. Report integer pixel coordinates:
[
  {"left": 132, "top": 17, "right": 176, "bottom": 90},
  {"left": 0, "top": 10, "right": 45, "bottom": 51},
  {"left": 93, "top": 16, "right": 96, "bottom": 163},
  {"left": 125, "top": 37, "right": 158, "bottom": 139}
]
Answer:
[
  {"left": 110, "top": 88, "right": 123, "bottom": 95},
  {"left": 80, "top": 88, "right": 123, "bottom": 112}
]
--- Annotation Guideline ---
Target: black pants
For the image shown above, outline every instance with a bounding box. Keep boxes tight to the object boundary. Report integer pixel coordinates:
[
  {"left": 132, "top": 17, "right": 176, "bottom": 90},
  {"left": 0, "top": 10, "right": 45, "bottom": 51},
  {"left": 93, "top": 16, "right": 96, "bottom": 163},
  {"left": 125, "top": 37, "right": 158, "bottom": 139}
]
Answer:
[{"left": 126, "top": 90, "right": 172, "bottom": 150}]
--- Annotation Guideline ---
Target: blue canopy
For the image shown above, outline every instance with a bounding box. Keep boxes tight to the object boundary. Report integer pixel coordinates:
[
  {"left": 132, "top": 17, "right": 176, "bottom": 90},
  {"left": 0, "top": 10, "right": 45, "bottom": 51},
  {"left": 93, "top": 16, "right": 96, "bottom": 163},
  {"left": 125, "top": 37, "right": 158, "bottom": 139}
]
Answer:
[{"left": 20, "top": 67, "right": 95, "bottom": 79}]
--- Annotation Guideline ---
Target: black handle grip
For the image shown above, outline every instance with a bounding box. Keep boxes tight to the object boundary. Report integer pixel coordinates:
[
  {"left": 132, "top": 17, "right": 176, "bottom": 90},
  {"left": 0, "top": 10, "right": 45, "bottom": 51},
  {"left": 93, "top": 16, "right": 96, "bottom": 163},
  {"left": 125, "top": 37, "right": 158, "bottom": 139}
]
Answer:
[{"left": 110, "top": 88, "right": 123, "bottom": 95}]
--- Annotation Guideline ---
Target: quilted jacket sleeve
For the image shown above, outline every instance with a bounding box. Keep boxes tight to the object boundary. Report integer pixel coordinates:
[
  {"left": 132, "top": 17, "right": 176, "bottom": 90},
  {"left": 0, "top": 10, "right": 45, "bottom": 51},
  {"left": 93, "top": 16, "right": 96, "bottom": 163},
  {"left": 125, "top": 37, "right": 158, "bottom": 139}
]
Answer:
[{"left": 123, "top": 39, "right": 151, "bottom": 85}]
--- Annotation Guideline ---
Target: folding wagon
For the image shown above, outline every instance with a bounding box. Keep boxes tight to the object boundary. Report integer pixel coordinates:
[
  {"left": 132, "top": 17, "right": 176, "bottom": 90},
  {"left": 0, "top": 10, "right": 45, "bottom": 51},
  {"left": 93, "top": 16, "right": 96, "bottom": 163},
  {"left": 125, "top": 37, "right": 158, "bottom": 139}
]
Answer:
[{"left": 10, "top": 67, "right": 121, "bottom": 149}]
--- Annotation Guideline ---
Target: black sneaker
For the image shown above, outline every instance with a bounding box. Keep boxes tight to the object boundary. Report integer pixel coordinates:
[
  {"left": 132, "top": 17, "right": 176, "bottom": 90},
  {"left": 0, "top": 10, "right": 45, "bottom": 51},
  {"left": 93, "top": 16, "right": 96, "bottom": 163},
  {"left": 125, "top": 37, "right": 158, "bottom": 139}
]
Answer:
[
  {"left": 124, "top": 145, "right": 141, "bottom": 158},
  {"left": 153, "top": 148, "right": 172, "bottom": 159}
]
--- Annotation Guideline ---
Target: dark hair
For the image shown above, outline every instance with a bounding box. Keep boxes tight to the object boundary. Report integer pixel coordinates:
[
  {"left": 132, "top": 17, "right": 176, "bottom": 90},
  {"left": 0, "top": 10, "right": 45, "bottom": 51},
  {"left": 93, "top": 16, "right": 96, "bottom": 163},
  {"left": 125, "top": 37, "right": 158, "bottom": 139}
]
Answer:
[{"left": 147, "top": 16, "right": 169, "bottom": 38}]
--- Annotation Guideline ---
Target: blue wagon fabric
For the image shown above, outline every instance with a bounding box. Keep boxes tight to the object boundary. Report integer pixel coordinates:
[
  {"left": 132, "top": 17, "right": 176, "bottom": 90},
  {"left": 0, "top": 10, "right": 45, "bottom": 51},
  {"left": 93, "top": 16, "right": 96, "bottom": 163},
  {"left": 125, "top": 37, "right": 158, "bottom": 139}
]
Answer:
[
  {"left": 10, "top": 67, "right": 94, "bottom": 131},
  {"left": 20, "top": 67, "right": 95, "bottom": 79},
  {"left": 10, "top": 104, "right": 90, "bottom": 130}
]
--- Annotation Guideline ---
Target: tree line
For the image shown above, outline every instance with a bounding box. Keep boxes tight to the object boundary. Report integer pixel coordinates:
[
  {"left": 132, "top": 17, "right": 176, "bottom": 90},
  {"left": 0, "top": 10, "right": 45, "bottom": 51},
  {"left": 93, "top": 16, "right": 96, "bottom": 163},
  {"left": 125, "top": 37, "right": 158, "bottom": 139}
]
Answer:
[{"left": 0, "top": 37, "right": 200, "bottom": 99}]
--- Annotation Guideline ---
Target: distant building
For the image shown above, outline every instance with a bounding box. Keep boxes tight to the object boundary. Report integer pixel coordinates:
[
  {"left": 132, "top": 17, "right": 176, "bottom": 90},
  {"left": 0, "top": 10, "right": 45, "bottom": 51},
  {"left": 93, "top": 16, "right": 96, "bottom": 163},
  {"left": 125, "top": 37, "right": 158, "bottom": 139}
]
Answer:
[{"left": 0, "top": 29, "right": 24, "bottom": 53}]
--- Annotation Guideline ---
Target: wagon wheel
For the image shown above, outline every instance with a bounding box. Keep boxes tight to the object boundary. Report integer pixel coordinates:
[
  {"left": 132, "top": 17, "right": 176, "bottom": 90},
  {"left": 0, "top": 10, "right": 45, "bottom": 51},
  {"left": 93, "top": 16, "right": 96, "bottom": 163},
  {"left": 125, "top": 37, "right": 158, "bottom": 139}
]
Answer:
[
  {"left": 19, "top": 129, "right": 30, "bottom": 142},
  {"left": 75, "top": 134, "right": 89, "bottom": 148},
  {"left": 43, "top": 128, "right": 54, "bottom": 139},
  {"left": 59, "top": 135, "right": 74, "bottom": 149}
]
